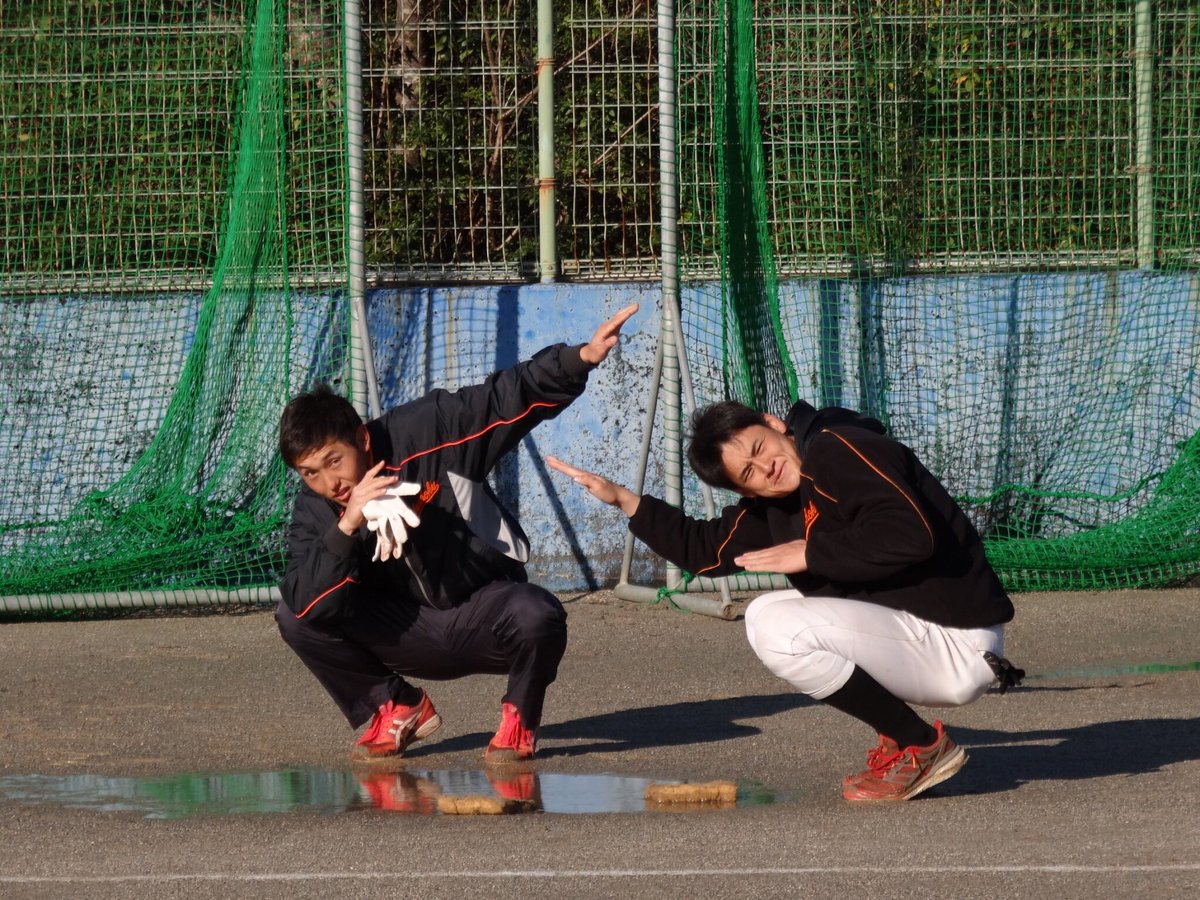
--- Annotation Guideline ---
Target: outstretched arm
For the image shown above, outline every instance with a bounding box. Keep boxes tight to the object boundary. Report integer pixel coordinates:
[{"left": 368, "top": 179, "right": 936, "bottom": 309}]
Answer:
[
  {"left": 546, "top": 456, "right": 641, "bottom": 516},
  {"left": 548, "top": 455, "right": 775, "bottom": 577},
  {"left": 382, "top": 303, "right": 642, "bottom": 482}
]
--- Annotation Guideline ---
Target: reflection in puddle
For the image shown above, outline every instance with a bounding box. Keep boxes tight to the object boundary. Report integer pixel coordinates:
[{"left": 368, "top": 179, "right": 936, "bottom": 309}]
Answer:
[{"left": 0, "top": 769, "right": 776, "bottom": 819}]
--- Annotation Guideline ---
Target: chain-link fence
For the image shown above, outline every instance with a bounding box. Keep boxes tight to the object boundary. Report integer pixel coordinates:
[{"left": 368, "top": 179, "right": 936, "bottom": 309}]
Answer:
[{"left": 3, "top": 2, "right": 1198, "bottom": 290}]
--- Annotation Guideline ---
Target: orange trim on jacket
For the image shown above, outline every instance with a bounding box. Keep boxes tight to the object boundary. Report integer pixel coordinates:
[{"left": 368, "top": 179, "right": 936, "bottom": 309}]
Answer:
[
  {"left": 297, "top": 576, "right": 357, "bottom": 619},
  {"left": 693, "top": 507, "right": 750, "bottom": 577},
  {"left": 385, "top": 401, "right": 560, "bottom": 472},
  {"left": 820, "top": 429, "right": 935, "bottom": 548}
]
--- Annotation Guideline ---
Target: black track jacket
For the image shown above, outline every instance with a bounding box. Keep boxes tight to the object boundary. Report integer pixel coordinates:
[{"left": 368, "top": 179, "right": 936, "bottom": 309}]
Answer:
[
  {"left": 281, "top": 343, "right": 592, "bottom": 624},
  {"left": 628, "top": 402, "right": 1013, "bottom": 629}
]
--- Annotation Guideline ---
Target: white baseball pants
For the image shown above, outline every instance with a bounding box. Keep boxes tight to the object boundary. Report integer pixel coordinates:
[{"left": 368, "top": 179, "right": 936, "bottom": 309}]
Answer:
[{"left": 744, "top": 590, "right": 1004, "bottom": 707}]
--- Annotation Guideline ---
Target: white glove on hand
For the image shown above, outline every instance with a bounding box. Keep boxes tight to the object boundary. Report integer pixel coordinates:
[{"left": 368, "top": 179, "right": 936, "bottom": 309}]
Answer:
[{"left": 362, "top": 482, "right": 423, "bottom": 561}]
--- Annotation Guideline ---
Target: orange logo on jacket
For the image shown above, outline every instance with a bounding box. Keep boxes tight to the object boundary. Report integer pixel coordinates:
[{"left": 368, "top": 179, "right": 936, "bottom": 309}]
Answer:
[
  {"left": 414, "top": 481, "right": 440, "bottom": 514},
  {"left": 803, "top": 501, "right": 819, "bottom": 536}
]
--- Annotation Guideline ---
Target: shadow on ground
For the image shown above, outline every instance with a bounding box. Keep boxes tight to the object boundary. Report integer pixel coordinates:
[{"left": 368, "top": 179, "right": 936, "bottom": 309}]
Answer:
[
  {"left": 947, "top": 716, "right": 1200, "bottom": 796},
  {"left": 411, "top": 691, "right": 1200, "bottom": 802},
  {"left": 415, "top": 693, "right": 812, "bottom": 757}
]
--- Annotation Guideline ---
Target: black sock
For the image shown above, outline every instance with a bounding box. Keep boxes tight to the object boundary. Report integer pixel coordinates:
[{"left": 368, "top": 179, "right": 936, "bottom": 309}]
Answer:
[
  {"left": 821, "top": 666, "right": 937, "bottom": 748},
  {"left": 393, "top": 682, "right": 424, "bottom": 708}
]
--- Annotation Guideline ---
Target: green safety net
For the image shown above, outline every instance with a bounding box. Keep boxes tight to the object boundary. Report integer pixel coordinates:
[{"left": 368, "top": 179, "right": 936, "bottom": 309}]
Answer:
[
  {"left": 677, "top": 0, "right": 1200, "bottom": 591},
  {"left": 3, "top": 1, "right": 1200, "bottom": 610},
  {"left": 0, "top": 0, "right": 349, "bottom": 609}
]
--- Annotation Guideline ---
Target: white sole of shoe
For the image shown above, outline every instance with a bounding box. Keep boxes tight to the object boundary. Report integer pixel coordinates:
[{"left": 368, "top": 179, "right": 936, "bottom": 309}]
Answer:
[
  {"left": 411, "top": 713, "right": 443, "bottom": 742},
  {"left": 900, "top": 746, "right": 968, "bottom": 801}
]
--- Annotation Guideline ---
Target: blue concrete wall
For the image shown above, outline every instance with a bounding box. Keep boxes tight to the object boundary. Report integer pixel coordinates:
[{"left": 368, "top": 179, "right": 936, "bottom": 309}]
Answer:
[
  {"left": 5, "top": 273, "right": 1197, "bottom": 593},
  {"left": 366, "top": 283, "right": 667, "bottom": 591},
  {"left": 364, "top": 272, "right": 1200, "bottom": 590}
]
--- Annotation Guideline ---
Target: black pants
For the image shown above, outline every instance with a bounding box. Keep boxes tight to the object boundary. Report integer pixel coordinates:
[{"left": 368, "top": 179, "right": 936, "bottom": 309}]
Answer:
[{"left": 275, "top": 580, "right": 567, "bottom": 731}]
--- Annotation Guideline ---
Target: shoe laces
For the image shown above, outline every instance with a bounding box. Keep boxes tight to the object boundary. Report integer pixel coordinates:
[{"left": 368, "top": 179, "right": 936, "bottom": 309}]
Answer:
[
  {"left": 357, "top": 700, "right": 398, "bottom": 746},
  {"left": 493, "top": 702, "right": 534, "bottom": 750},
  {"left": 865, "top": 743, "right": 906, "bottom": 776},
  {"left": 384, "top": 697, "right": 424, "bottom": 741}
]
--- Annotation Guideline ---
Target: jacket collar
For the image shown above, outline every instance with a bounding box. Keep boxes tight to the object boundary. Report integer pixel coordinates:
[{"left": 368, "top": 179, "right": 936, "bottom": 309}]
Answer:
[{"left": 783, "top": 401, "right": 886, "bottom": 453}]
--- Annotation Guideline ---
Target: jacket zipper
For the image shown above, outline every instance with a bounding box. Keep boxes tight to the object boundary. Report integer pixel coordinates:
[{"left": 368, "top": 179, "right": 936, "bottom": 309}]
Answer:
[{"left": 403, "top": 555, "right": 434, "bottom": 605}]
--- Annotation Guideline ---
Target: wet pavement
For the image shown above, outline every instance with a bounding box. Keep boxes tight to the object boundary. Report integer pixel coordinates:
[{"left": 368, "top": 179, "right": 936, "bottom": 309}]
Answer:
[{"left": 0, "top": 768, "right": 776, "bottom": 818}]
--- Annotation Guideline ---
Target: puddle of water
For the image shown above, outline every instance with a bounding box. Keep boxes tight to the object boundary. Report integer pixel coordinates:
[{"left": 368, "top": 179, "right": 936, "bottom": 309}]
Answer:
[{"left": 0, "top": 769, "right": 776, "bottom": 819}]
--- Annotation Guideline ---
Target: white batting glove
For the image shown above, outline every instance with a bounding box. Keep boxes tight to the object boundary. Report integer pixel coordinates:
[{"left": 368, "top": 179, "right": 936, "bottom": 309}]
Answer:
[{"left": 362, "top": 482, "right": 422, "bottom": 561}]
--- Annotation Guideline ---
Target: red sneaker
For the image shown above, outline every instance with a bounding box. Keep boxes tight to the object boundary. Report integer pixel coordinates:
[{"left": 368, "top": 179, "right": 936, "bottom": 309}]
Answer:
[
  {"left": 353, "top": 691, "right": 442, "bottom": 759},
  {"left": 842, "top": 733, "right": 900, "bottom": 792},
  {"left": 484, "top": 701, "right": 537, "bottom": 762},
  {"left": 842, "top": 720, "right": 967, "bottom": 802}
]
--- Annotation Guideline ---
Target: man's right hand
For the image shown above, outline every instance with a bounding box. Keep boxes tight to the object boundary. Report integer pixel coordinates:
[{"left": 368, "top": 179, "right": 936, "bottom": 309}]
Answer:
[
  {"left": 338, "top": 460, "right": 398, "bottom": 535},
  {"left": 363, "top": 483, "right": 423, "bottom": 561}
]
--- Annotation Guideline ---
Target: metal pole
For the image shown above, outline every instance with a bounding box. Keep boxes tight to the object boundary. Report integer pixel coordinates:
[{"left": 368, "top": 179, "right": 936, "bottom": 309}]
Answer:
[
  {"left": 613, "top": 297, "right": 734, "bottom": 618},
  {"left": 657, "top": 0, "right": 732, "bottom": 616},
  {"left": 537, "top": 0, "right": 557, "bottom": 282},
  {"left": 1134, "top": 0, "right": 1155, "bottom": 269},
  {"left": 617, "top": 316, "right": 666, "bottom": 585},
  {"left": 0, "top": 588, "right": 280, "bottom": 614},
  {"left": 657, "top": 0, "right": 683, "bottom": 585},
  {"left": 345, "top": 0, "right": 381, "bottom": 417},
  {"left": 610, "top": 0, "right": 733, "bottom": 619}
]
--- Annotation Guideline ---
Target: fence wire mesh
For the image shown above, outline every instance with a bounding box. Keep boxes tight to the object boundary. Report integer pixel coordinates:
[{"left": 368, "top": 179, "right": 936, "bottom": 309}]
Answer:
[{"left": 360, "top": 0, "right": 659, "bottom": 281}]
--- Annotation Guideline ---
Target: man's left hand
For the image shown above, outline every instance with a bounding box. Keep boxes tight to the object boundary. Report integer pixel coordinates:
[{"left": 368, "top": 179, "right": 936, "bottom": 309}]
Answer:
[
  {"left": 734, "top": 539, "right": 809, "bottom": 574},
  {"left": 580, "top": 303, "right": 639, "bottom": 365}
]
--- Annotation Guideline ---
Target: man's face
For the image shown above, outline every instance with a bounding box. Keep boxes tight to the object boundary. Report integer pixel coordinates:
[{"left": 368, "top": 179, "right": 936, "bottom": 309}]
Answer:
[
  {"left": 719, "top": 414, "right": 802, "bottom": 498},
  {"left": 292, "top": 428, "right": 371, "bottom": 507}
]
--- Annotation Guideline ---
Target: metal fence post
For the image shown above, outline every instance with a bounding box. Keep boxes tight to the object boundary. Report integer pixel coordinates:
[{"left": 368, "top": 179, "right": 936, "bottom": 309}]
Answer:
[
  {"left": 345, "top": 0, "right": 380, "bottom": 417},
  {"left": 1134, "top": 0, "right": 1156, "bottom": 269},
  {"left": 538, "top": 0, "right": 557, "bottom": 282}
]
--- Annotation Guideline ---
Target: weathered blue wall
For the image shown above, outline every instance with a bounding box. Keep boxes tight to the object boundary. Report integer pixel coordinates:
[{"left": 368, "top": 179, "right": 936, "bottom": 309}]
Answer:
[
  {"left": 366, "top": 283, "right": 667, "bottom": 591},
  {"left": 365, "top": 272, "right": 1200, "bottom": 591},
  {"left": 6, "top": 273, "right": 1197, "bottom": 594}
]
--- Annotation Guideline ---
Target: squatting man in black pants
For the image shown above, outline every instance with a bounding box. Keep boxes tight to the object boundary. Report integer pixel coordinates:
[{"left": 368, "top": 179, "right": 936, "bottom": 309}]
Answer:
[
  {"left": 277, "top": 303, "right": 638, "bottom": 762},
  {"left": 549, "top": 400, "right": 1023, "bottom": 802}
]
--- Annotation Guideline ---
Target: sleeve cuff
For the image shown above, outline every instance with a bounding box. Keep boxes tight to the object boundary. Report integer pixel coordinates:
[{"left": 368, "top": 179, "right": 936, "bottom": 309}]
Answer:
[
  {"left": 561, "top": 343, "right": 593, "bottom": 377},
  {"left": 323, "top": 523, "right": 359, "bottom": 557},
  {"left": 627, "top": 494, "right": 664, "bottom": 538}
]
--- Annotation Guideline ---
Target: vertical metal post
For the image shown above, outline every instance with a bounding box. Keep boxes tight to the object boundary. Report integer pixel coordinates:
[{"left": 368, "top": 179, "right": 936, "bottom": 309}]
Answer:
[
  {"left": 612, "top": 0, "right": 733, "bottom": 618},
  {"left": 537, "top": 0, "right": 557, "bottom": 282},
  {"left": 658, "top": 0, "right": 683, "bottom": 542},
  {"left": 617, "top": 319, "right": 666, "bottom": 586},
  {"left": 345, "top": 0, "right": 380, "bottom": 417},
  {"left": 1134, "top": 0, "right": 1155, "bottom": 269}
]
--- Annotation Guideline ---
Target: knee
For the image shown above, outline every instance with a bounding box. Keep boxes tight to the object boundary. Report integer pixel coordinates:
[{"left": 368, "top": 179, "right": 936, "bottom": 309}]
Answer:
[
  {"left": 745, "top": 589, "right": 802, "bottom": 628},
  {"left": 503, "top": 584, "right": 567, "bottom": 642},
  {"left": 274, "top": 600, "right": 331, "bottom": 654},
  {"left": 744, "top": 590, "right": 810, "bottom": 658}
]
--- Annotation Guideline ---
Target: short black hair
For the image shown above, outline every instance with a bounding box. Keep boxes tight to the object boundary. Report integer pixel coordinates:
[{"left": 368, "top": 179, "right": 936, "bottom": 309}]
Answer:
[
  {"left": 278, "top": 384, "right": 362, "bottom": 467},
  {"left": 686, "top": 401, "right": 770, "bottom": 490}
]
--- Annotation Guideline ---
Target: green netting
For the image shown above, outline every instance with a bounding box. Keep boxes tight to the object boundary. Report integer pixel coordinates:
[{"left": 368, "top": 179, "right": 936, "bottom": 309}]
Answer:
[
  {"left": 677, "top": 0, "right": 1200, "bottom": 591},
  {"left": 3, "top": 2, "right": 1200, "bottom": 608},
  {"left": 0, "top": 0, "right": 349, "bottom": 610}
]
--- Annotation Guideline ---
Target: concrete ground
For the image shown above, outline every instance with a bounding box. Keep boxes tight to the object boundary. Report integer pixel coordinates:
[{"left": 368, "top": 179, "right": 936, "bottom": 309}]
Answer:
[{"left": 1, "top": 588, "right": 1198, "bottom": 898}]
